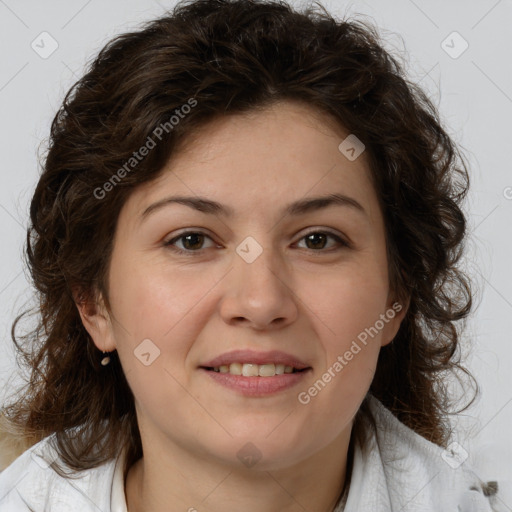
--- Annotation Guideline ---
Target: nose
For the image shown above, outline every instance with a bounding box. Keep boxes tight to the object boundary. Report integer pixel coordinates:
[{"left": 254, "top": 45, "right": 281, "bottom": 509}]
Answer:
[{"left": 219, "top": 243, "right": 299, "bottom": 331}]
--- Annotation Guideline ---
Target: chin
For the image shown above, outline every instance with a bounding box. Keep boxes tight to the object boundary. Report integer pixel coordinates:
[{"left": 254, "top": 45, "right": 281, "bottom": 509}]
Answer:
[{"left": 203, "top": 432, "right": 316, "bottom": 472}]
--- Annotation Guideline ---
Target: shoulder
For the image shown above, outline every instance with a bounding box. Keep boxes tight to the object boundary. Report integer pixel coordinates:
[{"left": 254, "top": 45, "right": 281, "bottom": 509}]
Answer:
[
  {"left": 0, "top": 433, "right": 120, "bottom": 512},
  {"left": 349, "top": 394, "right": 511, "bottom": 511}
]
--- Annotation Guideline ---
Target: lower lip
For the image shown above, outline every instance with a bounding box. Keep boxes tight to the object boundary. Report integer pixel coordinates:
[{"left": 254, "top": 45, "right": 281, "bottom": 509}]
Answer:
[{"left": 201, "top": 368, "right": 311, "bottom": 396}]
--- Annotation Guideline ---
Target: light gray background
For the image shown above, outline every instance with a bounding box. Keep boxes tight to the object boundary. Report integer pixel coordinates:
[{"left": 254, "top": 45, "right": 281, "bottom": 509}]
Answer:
[{"left": 0, "top": 0, "right": 511, "bottom": 481}]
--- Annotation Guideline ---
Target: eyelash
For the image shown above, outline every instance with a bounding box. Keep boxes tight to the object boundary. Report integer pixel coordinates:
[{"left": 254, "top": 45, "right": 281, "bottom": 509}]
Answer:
[{"left": 163, "top": 229, "right": 350, "bottom": 256}]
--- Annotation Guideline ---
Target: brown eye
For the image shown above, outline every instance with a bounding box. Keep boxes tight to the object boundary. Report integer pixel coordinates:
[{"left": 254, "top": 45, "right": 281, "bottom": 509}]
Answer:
[
  {"left": 179, "top": 233, "right": 205, "bottom": 250},
  {"left": 165, "top": 231, "right": 216, "bottom": 253},
  {"left": 296, "top": 231, "right": 348, "bottom": 251},
  {"left": 304, "top": 232, "right": 328, "bottom": 250}
]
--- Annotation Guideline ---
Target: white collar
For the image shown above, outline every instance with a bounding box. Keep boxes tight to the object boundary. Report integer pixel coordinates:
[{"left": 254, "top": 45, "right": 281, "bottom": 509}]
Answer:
[
  {"left": 111, "top": 443, "right": 128, "bottom": 512},
  {"left": 337, "top": 394, "right": 498, "bottom": 511}
]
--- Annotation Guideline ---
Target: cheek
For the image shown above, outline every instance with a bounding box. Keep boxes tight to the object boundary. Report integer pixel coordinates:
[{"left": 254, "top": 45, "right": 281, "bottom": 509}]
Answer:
[
  {"left": 108, "top": 259, "right": 225, "bottom": 395},
  {"left": 108, "top": 258, "right": 214, "bottom": 341},
  {"left": 108, "top": 263, "right": 215, "bottom": 418},
  {"left": 301, "top": 259, "right": 389, "bottom": 410},
  {"left": 305, "top": 262, "right": 390, "bottom": 344}
]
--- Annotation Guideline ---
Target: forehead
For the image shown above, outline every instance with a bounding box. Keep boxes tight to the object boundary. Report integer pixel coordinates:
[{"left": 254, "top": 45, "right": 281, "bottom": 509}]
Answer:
[
  {"left": 175, "top": 100, "right": 357, "bottom": 161},
  {"left": 121, "top": 100, "right": 380, "bottom": 227}
]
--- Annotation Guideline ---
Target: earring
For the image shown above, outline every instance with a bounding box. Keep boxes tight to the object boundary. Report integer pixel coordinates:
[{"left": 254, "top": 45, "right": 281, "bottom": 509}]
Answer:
[{"left": 100, "top": 351, "right": 111, "bottom": 366}]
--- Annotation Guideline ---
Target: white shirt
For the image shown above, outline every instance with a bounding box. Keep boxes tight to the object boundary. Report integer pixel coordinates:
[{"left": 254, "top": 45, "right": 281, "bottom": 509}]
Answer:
[{"left": 0, "top": 395, "right": 509, "bottom": 511}]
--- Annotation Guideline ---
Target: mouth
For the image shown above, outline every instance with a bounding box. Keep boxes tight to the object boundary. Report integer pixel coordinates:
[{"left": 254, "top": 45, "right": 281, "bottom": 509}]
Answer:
[
  {"left": 201, "top": 363, "right": 308, "bottom": 376},
  {"left": 199, "top": 350, "right": 312, "bottom": 396}
]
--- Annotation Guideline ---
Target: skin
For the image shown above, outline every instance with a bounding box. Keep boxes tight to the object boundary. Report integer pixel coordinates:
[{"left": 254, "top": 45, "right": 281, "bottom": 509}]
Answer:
[{"left": 78, "top": 100, "right": 407, "bottom": 512}]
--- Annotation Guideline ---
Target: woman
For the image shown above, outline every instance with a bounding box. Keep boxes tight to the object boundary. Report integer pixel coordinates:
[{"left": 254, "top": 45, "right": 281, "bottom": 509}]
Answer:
[{"left": 0, "top": 0, "right": 509, "bottom": 510}]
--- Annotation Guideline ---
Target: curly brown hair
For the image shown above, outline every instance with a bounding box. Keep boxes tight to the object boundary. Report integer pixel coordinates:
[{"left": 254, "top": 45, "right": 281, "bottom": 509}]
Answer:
[{"left": 1, "top": 0, "right": 475, "bottom": 476}]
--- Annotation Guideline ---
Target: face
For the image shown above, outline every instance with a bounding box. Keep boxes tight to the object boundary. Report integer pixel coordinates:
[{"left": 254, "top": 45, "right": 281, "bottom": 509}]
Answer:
[{"left": 81, "top": 100, "right": 406, "bottom": 471}]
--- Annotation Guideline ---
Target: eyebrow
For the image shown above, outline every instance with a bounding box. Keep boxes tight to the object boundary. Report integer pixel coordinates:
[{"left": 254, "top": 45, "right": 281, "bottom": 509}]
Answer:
[{"left": 140, "top": 193, "right": 367, "bottom": 221}]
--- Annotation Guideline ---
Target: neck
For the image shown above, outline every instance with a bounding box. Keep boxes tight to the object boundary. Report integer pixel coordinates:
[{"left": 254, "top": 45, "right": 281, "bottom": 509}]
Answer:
[{"left": 125, "top": 431, "right": 353, "bottom": 512}]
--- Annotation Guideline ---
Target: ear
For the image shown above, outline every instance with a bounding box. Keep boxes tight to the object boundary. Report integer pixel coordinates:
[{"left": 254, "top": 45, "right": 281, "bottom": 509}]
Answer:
[
  {"left": 73, "top": 287, "right": 116, "bottom": 352},
  {"left": 380, "top": 292, "right": 410, "bottom": 347}
]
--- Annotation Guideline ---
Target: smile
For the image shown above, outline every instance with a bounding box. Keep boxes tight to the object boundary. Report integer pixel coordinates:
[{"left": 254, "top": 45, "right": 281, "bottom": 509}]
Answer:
[{"left": 206, "top": 363, "right": 305, "bottom": 376}]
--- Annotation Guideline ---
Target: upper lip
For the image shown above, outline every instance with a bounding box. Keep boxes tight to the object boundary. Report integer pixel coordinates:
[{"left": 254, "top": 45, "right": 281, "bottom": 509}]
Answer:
[{"left": 201, "top": 350, "right": 311, "bottom": 370}]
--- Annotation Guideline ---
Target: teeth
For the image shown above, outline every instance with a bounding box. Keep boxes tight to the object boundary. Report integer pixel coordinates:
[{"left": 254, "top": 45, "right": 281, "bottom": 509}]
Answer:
[
  {"left": 229, "top": 363, "right": 242, "bottom": 375},
  {"left": 258, "top": 364, "right": 275, "bottom": 377},
  {"left": 210, "top": 363, "right": 303, "bottom": 377},
  {"left": 242, "top": 363, "right": 259, "bottom": 377}
]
